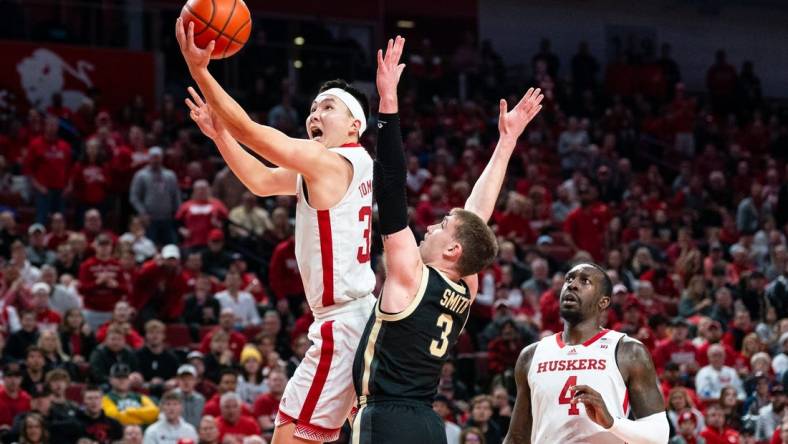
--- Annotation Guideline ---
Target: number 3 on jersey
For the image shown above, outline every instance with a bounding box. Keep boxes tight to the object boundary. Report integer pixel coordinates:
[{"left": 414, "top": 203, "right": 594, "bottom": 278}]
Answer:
[
  {"left": 357, "top": 206, "right": 372, "bottom": 263},
  {"left": 559, "top": 375, "right": 580, "bottom": 415},
  {"left": 429, "top": 313, "right": 453, "bottom": 358}
]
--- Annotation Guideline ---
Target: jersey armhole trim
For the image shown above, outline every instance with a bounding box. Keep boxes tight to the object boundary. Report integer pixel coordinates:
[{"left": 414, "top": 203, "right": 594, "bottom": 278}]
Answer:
[
  {"left": 433, "top": 268, "right": 467, "bottom": 294},
  {"left": 375, "top": 264, "right": 430, "bottom": 322},
  {"left": 296, "top": 149, "right": 359, "bottom": 212}
]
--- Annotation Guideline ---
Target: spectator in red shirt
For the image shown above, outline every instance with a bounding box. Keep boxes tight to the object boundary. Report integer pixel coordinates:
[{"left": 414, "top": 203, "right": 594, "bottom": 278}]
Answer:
[
  {"left": 701, "top": 403, "right": 740, "bottom": 444},
  {"left": 44, "top": 212, "right": 71, "bottom": 252},
  {"left": 67, "top": 137, "right": 110, "bottom": 224},
  {"left": 0, "top": 363, "right": 31, "bottom": 428},
  {"left": 81, "top": 209, "right": 118, "bottom": 246},
  {"left": 29, "top": 283, "right": 60, "bottom": 329},
  {"left": 25, "top": 114, "right": 71, "bottom": 224},
  {"left": 487, "top": 320, "right": 524, "bottom": 376},
  {"left": 94, "top": 301, "right": 145, "bottom": 350},
  {"left": 496, "top": 192, "right": 536, "bottom": 246},
  {"left": 654, "top": 318, "right": 699, "bottom": 375},
  {"left": 268, "top": 235, "right": 304, "bottom": 305},
  {"left": 199, "top": 309, "right": 246, "bottom": 361},
  {"left": 216, "top": 392, "right": 261, "bottom": 442},
  {"left": 175, "top": 180, "right": 228, "bottom": 250},
  {"left": 78, "top": 234, "right": 127, "bottom": 330},
  {"left": 203, "top": 369, "right": 253, "bottom": 419},
  {"left": 131, "top": 244, "right": 189, "bottom": 324},
  {"left": 253, "top": 368, "right": 287, "bottom": 433},
  {"left": 563, "top": 183, "right": 610, "bottom": 261}
]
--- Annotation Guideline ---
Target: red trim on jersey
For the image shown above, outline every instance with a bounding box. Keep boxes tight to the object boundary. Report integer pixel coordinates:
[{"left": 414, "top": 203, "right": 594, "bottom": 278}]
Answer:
[
  {"left": 555, "top": 329, "right": 610, "bottom": 348},
  {"left": 299, "top": 320, "right": 335, "bottom": 423},
  {"left": 622, "top": 390, "right": 630, "bottom": 414},
  {"left": 339, "top": 142, "right": 363, "bottom": 148},
  {"left": 276, "top": 410, "right": 341, "bottom": 442},
  {"left": 317, "top": 210, "right": 335, "bottom": 306},
  {"left": 583, "top": 329, "right": 610, "bottom": 347},
  {"left": 555, "top": 333, "right": 565, "bottom": 348}
]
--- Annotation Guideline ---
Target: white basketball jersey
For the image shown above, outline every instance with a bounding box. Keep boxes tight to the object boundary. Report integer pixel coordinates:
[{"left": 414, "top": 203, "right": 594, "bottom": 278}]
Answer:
[
  {"left": 295, "top": 143, "right": 376, "bottom": 317},
  {"left": 528, "top": 329, "right": 630, "bottom": 443}
]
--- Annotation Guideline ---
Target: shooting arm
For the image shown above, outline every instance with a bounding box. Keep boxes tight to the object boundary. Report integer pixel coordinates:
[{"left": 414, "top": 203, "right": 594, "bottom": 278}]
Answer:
[
  {"left": 190, "top": 69, "right": 337, "bottom": 179},
  {"left": 212, "top": 129, "right": 297, "bottom": 196}
]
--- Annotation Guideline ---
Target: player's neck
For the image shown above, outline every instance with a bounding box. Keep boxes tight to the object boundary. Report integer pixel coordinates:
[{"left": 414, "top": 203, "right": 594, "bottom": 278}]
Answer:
[{"left": 562, "top": 318, "right": 604, "bottom": 345}]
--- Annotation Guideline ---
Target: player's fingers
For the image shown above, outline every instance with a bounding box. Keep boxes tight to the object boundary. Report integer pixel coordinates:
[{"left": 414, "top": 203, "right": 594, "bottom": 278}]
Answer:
[
  {"left": 386, "top": 38, "right": 393, "bottom": 60},
  {"left": 187, "top": 21, "right": 195, "bottom": 47},
  {"left": 377, "top": 49, "right": 384, "bottom": 67},
  {"left": 175, "top": 18, "right": 184, "bottom": 45},
  {"left": 518, "top": 88, "right": 538, "bottom": 110},
  {"left": 187, "top": 87, "right": 205, "bottom": 107},
  {"left": 396, "top": 64, "right": 406, "bottom": 79},
  {"left": 393, "top": 36, "right": 405, "bottom": 62},
  {"left": 499, "top": 98, "right": 507, "bottom": 116},
  {"left": 206, "top": 40, "right": 215, "bottom": 56},
  {"left": 185, "top": 98, "right": 198, "bottom": 112}
]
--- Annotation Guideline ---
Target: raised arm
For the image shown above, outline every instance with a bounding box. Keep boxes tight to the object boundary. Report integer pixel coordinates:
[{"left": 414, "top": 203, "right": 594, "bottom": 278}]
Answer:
[
  {"left": 175, "top": 19, "right": 342, "bottom": 181},
  {"left": 185, "top": 87, "right": 297, "bottom": 196},
  {"left": 373, "top": 37, "right": 425, "bottom": 302},
  {"left": 465, "top": 89, "right": 543, "bottom": 223},
  {"left": 504, "top": 343, "right": 537, "bottom": 444}
]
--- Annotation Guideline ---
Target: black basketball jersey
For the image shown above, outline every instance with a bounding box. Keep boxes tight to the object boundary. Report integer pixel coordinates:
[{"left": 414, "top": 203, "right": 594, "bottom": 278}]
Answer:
[{"left": 353, "top": 265, "right": 472, "bottom": 403}]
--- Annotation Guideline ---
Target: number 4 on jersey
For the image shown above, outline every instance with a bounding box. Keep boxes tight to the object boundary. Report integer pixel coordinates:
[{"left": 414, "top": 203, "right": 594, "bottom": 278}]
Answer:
[{"left": 559, "top": 375, "right": 580, "bottom": 415}]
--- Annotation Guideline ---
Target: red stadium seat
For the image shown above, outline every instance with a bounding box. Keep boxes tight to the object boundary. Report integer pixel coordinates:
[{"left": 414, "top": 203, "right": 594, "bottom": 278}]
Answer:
[
  {"left": 166, "top": 323, "right": 192, "bottom": 348},
  {"left": 66, "top": 383, "right": 85, "bottom": 403}
]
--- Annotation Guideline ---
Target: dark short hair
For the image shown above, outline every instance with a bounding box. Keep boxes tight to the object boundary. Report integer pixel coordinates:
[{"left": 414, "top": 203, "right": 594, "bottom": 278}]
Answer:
[
  {"left": 318, "top": 79, "right": 370, "bottom": 125},
  {"left": 452, "top": 209, "right": 498, "bottom": 277},
  {"left": 219, "top": 368, "right": 238, "bottom": 381},
  {"left": 84, "top": 384, "right": 102, "bottom": 395}
]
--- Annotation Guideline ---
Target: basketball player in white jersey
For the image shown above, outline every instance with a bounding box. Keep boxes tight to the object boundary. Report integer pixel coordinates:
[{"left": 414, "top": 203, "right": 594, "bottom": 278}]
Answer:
[
  {"left": 503, "top": 263, "right": 669, "bottom": 443},
  {"left": 177, "top": 21, "right": 376, "bottom": 443}
]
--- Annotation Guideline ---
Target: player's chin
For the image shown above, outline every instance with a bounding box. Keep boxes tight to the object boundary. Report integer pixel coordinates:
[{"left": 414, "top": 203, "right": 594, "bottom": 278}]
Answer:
[{"left": 559, "top": 307, "right": 583, "bottom": 323}]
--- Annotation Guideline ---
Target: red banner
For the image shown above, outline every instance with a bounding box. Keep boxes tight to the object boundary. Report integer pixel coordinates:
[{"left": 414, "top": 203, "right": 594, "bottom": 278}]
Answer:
[{"left": 0, "top": 41, "right": 156, "bottom": 114}]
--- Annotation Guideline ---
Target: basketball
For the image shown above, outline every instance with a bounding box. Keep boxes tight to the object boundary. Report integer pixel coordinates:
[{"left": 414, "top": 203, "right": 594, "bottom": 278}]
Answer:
[{"left": 179, "top": 0, "right": 252, "bottom": 59}]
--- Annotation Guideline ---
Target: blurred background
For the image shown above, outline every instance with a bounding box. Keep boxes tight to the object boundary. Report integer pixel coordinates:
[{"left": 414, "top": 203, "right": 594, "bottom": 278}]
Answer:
[{"left": 1, "top": 1, "right": 788, "bottom": 443}]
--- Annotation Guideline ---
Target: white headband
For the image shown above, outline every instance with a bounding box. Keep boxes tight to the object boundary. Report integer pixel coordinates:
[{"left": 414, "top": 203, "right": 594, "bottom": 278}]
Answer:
[{"left": 314, "top": 88, "right": 367, "bottom": 135}]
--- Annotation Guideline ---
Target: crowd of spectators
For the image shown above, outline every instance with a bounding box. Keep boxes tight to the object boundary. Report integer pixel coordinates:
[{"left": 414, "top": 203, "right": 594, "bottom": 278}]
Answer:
[{"left": 1, "top": 22, "right": 788, "bottom": 444}]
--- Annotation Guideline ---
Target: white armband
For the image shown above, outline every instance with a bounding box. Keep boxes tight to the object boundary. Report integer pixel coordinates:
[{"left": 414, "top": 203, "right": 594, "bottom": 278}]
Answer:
[{"left": 606, "top": 411, "right": 669, "bottom": 444}]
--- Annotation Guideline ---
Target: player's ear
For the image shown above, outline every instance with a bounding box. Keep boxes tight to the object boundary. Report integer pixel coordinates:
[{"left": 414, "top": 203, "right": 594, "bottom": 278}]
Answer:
[
  {"left": 444, "top": 241, "right": 463, "bottom": 262},
  {"left": 598, "top": 295, "right": 611, "bottom": 311},
  {"left": 350, "top": 118, "right": 361, "bottom": 136}
]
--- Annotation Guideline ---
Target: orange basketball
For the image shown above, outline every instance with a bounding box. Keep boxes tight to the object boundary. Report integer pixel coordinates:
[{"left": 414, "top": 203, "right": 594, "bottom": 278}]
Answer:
[{"left": 180, "top": 0, "right": 252, "bottom": 59}]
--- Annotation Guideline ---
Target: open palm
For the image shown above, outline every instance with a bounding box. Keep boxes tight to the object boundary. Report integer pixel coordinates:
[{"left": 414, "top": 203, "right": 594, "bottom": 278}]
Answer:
[{"left": 498, "top": 87, "right": 543, "bottom": 141}]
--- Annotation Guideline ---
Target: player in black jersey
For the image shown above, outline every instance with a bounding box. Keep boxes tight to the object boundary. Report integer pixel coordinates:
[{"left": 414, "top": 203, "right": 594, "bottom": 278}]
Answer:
[{"left": 351, "top": 36, "right": 543, "bottom": 444}]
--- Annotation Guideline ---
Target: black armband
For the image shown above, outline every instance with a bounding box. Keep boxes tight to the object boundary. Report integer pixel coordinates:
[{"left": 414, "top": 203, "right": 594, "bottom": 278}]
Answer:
[{"left": 374, "top": 113, "right": 408, "bottom": 235}]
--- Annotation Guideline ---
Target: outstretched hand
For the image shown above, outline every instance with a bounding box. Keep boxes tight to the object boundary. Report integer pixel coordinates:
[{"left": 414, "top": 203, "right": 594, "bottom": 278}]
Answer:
[
  {"left": 498, "top": 87, "right": 544, "bottom": 143},
  {"left": 175, "top": 18, "right": 215, "bottom": 73},
  {"left": 377, "top": 35, "right": 406, "bottom": 111},
  {"left": 185, "top": 86, "right": 224, "bottom": 140}
]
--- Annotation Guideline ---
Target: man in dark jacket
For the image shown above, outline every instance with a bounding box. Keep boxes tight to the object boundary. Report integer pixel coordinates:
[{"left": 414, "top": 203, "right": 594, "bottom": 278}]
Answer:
[{"left": 88, "top": 325, "right": 139, "bottom": 384}]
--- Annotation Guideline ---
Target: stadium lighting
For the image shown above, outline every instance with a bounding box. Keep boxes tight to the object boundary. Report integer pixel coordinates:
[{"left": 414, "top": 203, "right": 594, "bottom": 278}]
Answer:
[
  {"left": 396, "top": 20, "right": 415, "bottom": 29},
  {"left": 293, "top": 60, "right": 303, "bottom": 69},
  {"left": 294, "top": 36, "right": 305, "bottom": 46}
]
